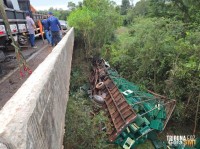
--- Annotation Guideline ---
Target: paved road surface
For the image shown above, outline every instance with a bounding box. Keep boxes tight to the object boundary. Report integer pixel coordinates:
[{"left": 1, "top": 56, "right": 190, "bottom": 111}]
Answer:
[{"left": 0, "top": 39, "right": 53, "bottom": 109}]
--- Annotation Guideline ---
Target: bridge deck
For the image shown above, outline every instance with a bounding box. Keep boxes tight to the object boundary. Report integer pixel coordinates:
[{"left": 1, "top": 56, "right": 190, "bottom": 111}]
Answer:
[{"left": 0, "top": 39, "right": 52, "bottom": 109}]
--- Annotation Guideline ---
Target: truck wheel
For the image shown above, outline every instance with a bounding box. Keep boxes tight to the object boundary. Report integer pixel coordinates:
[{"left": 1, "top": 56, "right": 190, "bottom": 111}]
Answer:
[
  {"left": 18, "top": 35, "right": 28, "bottom": 46},
  {"left": 96, "top": 82, "right": 105, "bottom": 89}
]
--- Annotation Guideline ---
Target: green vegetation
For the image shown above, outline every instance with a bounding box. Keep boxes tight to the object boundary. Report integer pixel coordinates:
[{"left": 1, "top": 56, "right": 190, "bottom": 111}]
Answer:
[
  {"left": 106, "top": 18, "right": 200, "bottom": 132},
  {"left": 107, "top": 1, "right": 200, "bottom": 134},
  {"left": 64, "top": 0, "right": 200, "bottom": 148},
  {"left": 38, "top": 8, "right": 70, "bottom": 20},
  {"left": 64, "top": 48, "right": 121, "bottom": 149},
  {"left": 121, "top": 0, "right": 130, "bottom": 15},
  {"left": 64, "top": 91, "right": 122, "bottom": 149},
  {"left": 64, "top": 94, "right": 109, "bottom": 149},
  {"left": 68, "top": 0, "right": 122, "bottom": 57}
]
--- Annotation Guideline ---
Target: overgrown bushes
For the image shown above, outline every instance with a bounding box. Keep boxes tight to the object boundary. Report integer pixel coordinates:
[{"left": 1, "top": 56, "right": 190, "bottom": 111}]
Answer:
[
  {"left": 64, "top": 48, "right": 121, "bottom": 149},
  {"left": 65, "top": 0, "right": 200, "bottom": 146},
  {"left": 102, "top": 17, "right": 200, "bottom": 130},
  {"left": 68, "top": 0, "right": 122, "bottom": 57},
  {"left": 64, "top": 93, "right": 106, "bottom": 149}
]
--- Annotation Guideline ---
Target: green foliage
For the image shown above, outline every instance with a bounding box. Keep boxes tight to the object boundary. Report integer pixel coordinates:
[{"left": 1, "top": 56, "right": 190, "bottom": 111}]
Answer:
[
  {"left": 66, "top": 0, "right": 200, "bottom": 147},
  {"left": 63, "top": 59, "right": 120, "bottom": 149},
  {"left": 130, "top": 0, "right": 150, "bottom": 16},
  {"left": 64, "top": 47, "right": 121, "bottom": 148},
  {"left": 68, "top": 7, "right": 96, "bottom": 31},
  {"left": 105, "top": 17, "right": 200, "bottom": 123},
  {"left": 64, "top": 93, "right": 120, "bottom": 149},
  {"left": 121, "top": 0, "right": 131, "bottom": 15},
  {"left": 126, "top": 0, "right": 200, "bottom": 26},
  {"left": 38, "top": 8, "right": 70, "bottom": 20},
  {"left": 137, "top": 140, "right": 155, "bottom": 149},
  {"left": 68, "top": 2, "right": 76, "bottom": 11},
  {"left": 147, "top": 0, "right": 200, "bottom": 23},
  {"left": 69, "top": 47, "right": 91, "bottom": 92},
  {"left": 68, "top": 0, "right": 122, "bottom": 57},
  {"left": 64, "top": 93, "right": 123, "bottom": 149},
  {"left": 70, "top": 66, "right": 88, "bottom": 92}
]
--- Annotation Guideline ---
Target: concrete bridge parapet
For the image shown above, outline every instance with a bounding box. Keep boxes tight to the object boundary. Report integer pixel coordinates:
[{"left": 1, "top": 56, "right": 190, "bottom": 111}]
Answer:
[{"left": 0, "top": 28, "right": 74, "bottom": 149}]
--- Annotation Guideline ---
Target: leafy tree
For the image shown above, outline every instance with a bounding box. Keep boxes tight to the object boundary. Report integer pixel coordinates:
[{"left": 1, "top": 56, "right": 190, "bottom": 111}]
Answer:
[
  {"left": 59, "top": 9, "right": 70, "bottom": 20},
  {"left": 67, "top": 0, "right": 200, "bottom": 138},
  {"left": 68, "top": 0, "right": 121, "bottom": 57},
  {"left": 78, "top": 2, "right": 83, "bottom": 8},
  {"left": 39, "top": 8, "right": 70, "bottom": 20},
  {"left": 121, "top": 0, "right": 130, "bottom": 15},
  {"left": 148, "top": 0, "right": 200, "bottom": 24},
  {"left": 68, "top": 1, "right": 76, "bottom": 11},
  {"left": 106, "top": 16, "right": 200, "bottom": 133},
  {"left": 68, "top": 7, "right": 96, "bottom": 55},
  {"left": 126, "top": 0, "right": 150, "bottom": 23}
]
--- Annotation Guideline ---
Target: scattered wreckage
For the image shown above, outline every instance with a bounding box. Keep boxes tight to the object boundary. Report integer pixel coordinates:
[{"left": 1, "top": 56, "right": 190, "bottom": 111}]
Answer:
[{"left": 89, "top": 58, "right": 177, "bottom": 149}]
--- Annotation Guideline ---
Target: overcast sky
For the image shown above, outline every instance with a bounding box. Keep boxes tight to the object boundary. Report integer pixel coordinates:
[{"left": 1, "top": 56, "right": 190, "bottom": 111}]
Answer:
[{"left": 30, "top": 0, "right": 140, "bottom": 10}]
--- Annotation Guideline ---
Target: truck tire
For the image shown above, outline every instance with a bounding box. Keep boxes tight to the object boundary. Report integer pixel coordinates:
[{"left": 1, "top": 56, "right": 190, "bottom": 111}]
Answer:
[
  {"left": 3, "top": 0, "right": 14, "bottom": 9},
  {"left": 96, "top": 82, "right": 105, "bottom": 89},
  {"left": 18, "top": 35, "right": 28, "bottom": 46}
]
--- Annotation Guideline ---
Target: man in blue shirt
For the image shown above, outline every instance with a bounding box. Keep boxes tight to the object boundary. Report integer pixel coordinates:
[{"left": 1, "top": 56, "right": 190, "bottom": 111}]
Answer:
[
  {"left": 47, "top": 12, "right": 62, "bottom": 46},
  {"left": 42, "top": 16, "right": 52, "bottom": 45}
]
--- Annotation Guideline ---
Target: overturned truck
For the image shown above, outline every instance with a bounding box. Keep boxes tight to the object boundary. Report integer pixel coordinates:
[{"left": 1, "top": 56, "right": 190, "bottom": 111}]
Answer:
[{"left": 89, "top": 58, "right": 176, "bottom": 149}]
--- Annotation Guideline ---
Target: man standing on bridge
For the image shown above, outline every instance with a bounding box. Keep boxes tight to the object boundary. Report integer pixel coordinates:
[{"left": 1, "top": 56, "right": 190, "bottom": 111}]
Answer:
[
  {"left": 42, "top": 16, "right": 52, "bottom": 45},
  {"left": 26, "top": 11, "right": 37, "bottom": 49},
  {"left": 47, "top": 12, "right": 62, "bottom": 46}
]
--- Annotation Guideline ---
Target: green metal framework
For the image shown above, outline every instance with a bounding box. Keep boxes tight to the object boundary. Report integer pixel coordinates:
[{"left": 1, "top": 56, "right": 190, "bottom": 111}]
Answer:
[
  {"left": 90, "top": 59, "right": 176, "bottom": 149},
  {"left": 106, "top": 69, "right": 176, "bottom": 148}
]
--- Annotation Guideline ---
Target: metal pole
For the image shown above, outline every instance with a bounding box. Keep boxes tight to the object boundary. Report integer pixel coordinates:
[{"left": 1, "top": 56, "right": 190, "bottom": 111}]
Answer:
[
  {"left": 130, "top": 98, "right": 157, "bottom": 106},
  {"left": 140, "top": 101, "right": 173, "bottom": 117}
]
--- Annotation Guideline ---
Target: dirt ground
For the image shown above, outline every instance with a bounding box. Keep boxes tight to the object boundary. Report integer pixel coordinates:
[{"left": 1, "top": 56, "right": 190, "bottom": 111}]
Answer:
[{"left": 0, "top": 39, "right": 53, "bottom": 109}]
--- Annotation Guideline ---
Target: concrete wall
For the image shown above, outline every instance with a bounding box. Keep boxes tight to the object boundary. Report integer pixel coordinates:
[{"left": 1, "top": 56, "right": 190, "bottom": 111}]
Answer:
[{"left": 0, "top": 28, "right": 74, "bottom": 149}]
